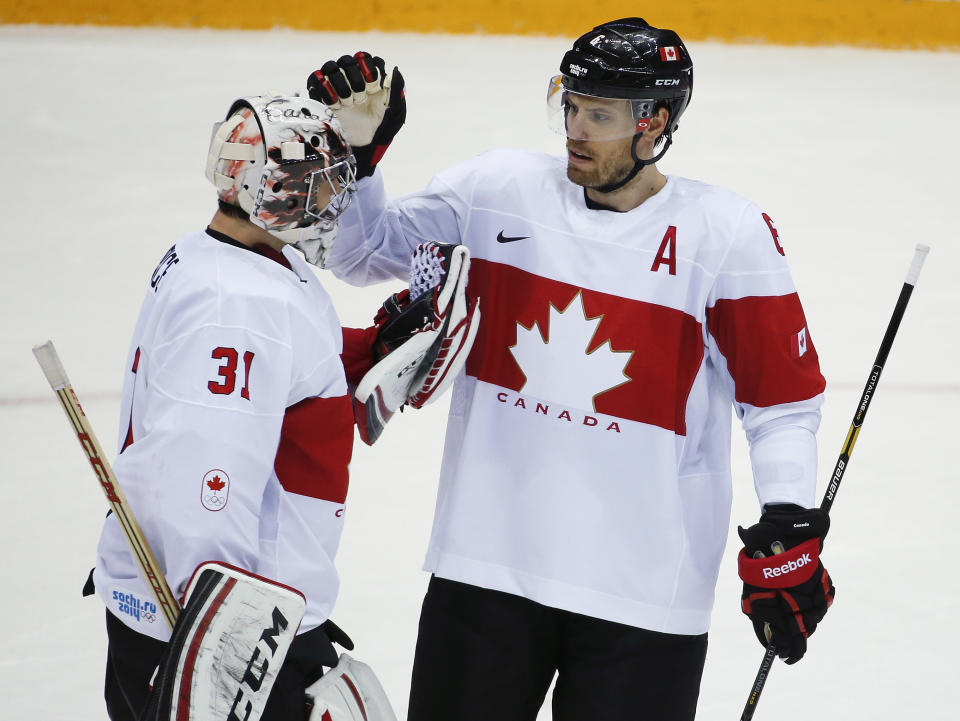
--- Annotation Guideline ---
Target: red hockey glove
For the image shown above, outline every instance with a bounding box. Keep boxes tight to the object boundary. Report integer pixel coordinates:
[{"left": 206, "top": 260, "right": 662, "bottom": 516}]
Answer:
[
  {"left": 737, "top": 504, "right": 835, "bottom": 664},
  {"left": 307, "top": 52, "right": 406, "bottom": 179}
]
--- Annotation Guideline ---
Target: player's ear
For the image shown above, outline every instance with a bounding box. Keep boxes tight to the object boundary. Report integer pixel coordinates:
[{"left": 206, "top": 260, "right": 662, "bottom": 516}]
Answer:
[{"left": 644, "top": 107, "right": 670, "bottom": 143}]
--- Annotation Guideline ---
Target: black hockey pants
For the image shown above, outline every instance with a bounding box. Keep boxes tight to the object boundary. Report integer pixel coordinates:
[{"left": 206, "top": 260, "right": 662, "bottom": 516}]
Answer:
[{"left": 408, "top": 576, "right": 708, "bottom": 721}]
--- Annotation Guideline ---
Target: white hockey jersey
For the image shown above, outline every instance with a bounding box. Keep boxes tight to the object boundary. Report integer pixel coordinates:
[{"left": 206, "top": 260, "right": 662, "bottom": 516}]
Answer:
[
  {"left": 95, "top": 230, "right": 354, "bottom": 641},
  {"left": 326, "top": 149, "right": 826, "bottom": 634}
]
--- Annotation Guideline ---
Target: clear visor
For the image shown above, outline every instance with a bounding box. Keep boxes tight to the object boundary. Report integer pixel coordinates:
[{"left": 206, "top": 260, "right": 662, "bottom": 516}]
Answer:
[
  {"left": 546, "top": 75, "right": 655, "bottom": 142},
  {"left": 254, "top": 155, "right": 357, "bottom": 230}
]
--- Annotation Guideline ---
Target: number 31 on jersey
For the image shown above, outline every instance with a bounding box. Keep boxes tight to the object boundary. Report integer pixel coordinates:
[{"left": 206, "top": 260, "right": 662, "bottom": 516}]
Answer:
[{"left": 208, "top": 347, "right": 255, "bottom": 400}]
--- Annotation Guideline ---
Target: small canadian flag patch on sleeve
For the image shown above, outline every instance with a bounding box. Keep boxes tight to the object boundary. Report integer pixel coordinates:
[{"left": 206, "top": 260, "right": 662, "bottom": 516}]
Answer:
[
  {"left": 660, "top": 46, "right": 678, "bottom": 61},
  {"left": 791, "top": 327, "right": 809, "bottom": 358}
]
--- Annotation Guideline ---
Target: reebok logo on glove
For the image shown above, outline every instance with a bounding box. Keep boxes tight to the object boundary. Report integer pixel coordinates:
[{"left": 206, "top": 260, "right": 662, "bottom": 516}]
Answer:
[
  {"left": 762, "top": 552, "right": 812, "bottom": 579},
  {"left": 738, "top": 537, "right": 822, "bottom": 589}
]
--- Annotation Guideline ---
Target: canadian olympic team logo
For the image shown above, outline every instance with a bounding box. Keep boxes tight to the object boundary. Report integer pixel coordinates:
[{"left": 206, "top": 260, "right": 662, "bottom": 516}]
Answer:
[{"left": 201, "top": 469, "right": 229, "bottom": 511}]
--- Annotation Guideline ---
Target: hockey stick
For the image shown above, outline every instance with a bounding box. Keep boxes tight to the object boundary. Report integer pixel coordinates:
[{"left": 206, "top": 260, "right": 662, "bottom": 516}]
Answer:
[
  {"left": 32, "top": 340, "right": 180, "bottom": 630},
  {"left": 739, "top": 243, "right": 930, "bottom": 721}
]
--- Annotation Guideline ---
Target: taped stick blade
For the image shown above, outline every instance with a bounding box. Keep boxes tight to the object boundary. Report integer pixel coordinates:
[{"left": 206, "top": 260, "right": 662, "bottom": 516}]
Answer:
[{"left": 33, "top": 340, "right": 70, "bottom": 390}]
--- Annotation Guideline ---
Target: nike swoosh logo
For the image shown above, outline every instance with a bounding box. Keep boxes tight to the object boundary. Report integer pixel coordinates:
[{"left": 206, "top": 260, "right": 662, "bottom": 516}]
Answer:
[{"left": 497, "top": 231, "right": 529, "bottom": 243}]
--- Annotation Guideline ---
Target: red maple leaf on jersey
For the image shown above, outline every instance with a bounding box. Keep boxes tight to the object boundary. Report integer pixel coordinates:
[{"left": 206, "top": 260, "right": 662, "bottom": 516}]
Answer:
[{"left": 206, "top": 475, "right": 225, "bottom": 492}]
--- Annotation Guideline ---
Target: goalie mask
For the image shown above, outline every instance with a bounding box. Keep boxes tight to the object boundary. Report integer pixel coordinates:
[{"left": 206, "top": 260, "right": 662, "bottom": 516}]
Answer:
[{"left": 206, "top": 94, "right": 357, "bottom": 266}]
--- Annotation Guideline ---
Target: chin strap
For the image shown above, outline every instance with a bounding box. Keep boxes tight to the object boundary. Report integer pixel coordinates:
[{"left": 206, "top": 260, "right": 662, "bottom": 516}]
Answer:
[{"left": 594, "top": 130, "right": 673, "bottom": 194}]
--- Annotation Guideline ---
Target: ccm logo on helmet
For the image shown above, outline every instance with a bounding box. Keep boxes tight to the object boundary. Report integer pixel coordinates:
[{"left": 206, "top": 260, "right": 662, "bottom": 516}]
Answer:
[
  {"left": 655, "top": 79, "right": 680, "bottom": 86},
  {"left": 763, "top": 553, "right": 813, "bottom": 579}
]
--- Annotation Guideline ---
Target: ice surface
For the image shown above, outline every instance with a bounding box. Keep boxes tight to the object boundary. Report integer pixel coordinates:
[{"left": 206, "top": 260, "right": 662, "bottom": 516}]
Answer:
[{"left": 1, "top": 25, "right": 958, "bottom": 720}]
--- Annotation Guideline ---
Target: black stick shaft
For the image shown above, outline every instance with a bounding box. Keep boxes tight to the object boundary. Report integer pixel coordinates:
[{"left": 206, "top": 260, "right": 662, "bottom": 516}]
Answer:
[{"left": 739, "top": 244, "right": 929, "bottom": 721}]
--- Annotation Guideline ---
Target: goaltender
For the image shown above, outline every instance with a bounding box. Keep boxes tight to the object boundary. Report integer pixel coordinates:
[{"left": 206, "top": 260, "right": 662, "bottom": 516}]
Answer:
[{"left": 90, "top": 89, "right": 476, "bottom": 721}]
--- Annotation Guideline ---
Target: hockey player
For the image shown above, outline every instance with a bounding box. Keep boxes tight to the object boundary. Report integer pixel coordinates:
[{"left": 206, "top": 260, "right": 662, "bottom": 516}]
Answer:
[
  {"left": 310, "top": 18, "right": 834, "bottom": 721},
  {"left": 92, "top": 92, "right": 474, "bottom": 721}
]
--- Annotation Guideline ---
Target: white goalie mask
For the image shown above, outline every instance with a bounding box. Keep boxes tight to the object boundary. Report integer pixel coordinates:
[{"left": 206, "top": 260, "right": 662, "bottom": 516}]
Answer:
[{"left": 206, "top": 94, "right": 357, "bottom": 266}]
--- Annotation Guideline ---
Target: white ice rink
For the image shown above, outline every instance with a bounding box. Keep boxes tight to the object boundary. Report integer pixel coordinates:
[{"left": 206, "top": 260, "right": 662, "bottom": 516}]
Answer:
[{"left": 1, "top": 24, "right": 958, "bottom": 720}]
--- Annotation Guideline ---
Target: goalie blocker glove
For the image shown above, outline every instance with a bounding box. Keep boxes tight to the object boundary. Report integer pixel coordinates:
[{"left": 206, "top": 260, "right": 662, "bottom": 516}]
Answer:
[
  {"left": 737, "top": 504, "right": 835, "bottom": 664},
  {"left": 308, "top": 52, "right": 406, "bottom": 179},
  {"left": 354, "top": 242, "right": 480, "bottom": 445}
]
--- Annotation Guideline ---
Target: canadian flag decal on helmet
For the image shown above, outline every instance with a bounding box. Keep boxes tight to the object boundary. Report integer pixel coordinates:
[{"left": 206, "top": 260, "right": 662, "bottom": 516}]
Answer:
[{"left": 659, "top": 46, "right": 678, "bottom": 61}]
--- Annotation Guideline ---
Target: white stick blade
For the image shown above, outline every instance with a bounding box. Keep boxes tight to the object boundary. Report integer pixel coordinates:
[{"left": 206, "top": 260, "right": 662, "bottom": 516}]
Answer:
[
  {"left": 906, "top": 244, "right": 930, "bottom": 286},
  {"left": 32, "top": 340, "right": 70, "bottom": 390}
]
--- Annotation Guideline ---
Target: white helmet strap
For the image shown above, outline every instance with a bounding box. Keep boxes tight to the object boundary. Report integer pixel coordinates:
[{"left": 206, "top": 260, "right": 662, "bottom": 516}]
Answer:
[
  {"left": 220, "top": 142, "right": 256, "bottom": 161},
  {"left": 205, "top": 114, "right": 257, "bottom": 193}
]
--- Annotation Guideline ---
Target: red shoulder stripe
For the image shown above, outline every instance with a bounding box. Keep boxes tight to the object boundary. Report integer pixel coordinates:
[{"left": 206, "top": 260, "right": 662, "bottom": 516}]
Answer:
[{"left": 706, "top": 294, "right": 825, "bottom": 407}]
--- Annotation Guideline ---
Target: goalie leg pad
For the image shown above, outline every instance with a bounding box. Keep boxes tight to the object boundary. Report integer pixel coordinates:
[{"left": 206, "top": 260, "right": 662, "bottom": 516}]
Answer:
[
  {"left": 305, "top": 653, "right": 399, "bottom": 721},
  {"left": 145, "top": 561, "right": 306, "bottom": 721}
]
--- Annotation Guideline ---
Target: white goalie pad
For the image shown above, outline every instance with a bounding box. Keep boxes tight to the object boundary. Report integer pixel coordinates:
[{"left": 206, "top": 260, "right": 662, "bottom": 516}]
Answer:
[
  {"left": 149, "top": 561, "right": 305, "bottom": 721},
  {"left": 305, "top": 653, "right": 399, "bottom": 721},
  {"left": 354, "top": 242, "right": 480, "bottom": 445}
]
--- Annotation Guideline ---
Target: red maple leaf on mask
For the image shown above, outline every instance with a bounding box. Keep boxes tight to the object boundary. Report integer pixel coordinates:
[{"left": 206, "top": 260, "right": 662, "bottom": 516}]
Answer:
[{"left": 207, "top": 475, "right": 226, "bottom": 492}]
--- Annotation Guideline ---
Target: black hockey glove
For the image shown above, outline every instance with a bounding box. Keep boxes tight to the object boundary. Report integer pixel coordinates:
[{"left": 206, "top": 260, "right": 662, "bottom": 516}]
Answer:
[
  {"left": 284, "top": 617, "right": 355, "bottom": 683},
  {"left": 737, "top": 504, "right": 835, "bottom": 664},
  {"left": 371, "top": 288, "right": 432, "bottom": 358},
  {"left": 307, "top": 52, "right": 406, "bottom": 179}
]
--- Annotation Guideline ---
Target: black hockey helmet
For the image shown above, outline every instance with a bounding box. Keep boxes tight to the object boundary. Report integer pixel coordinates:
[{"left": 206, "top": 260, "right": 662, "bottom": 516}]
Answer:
[
  {"left": 549, "top": 18, "right": 693, "bottom": 193},
  {"left": 559, "top": 17, "right": 693, "bottom": 135}
]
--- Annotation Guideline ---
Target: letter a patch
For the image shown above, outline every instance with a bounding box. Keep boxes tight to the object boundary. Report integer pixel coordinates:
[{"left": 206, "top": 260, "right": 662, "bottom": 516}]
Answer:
[{"left": 651, "top": 225, "right": 677, "bottom": 276}]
